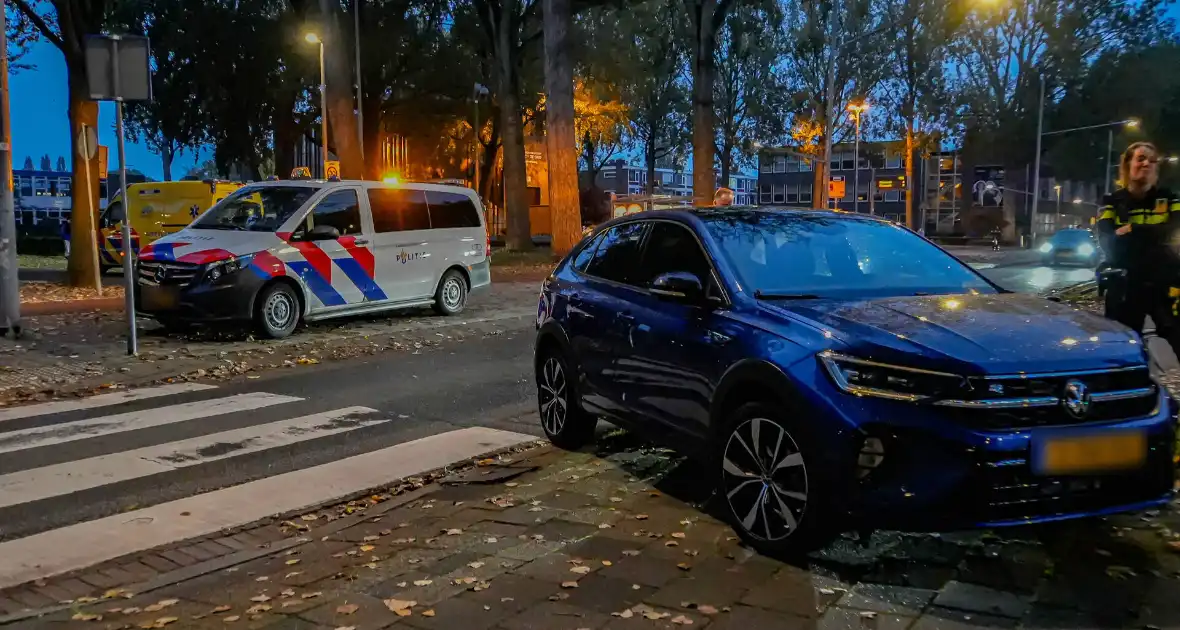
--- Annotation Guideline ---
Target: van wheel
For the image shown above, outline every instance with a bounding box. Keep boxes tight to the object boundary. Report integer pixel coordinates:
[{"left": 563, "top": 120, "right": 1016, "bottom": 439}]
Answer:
[
  {"left": 433, "top": 269, "right": 468, "bottom": 316},
  {"left": 254, "top": 283, "right": 300, "bottom": 339}
]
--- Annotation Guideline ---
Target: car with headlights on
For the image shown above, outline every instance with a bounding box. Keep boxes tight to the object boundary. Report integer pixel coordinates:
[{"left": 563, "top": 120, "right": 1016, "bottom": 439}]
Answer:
[
  {"left": 1039, "top": 228, "right": 1101, "bottom": 267},
  {"left": 534, "top": 208, "right": 1176, "bottom": 553}
]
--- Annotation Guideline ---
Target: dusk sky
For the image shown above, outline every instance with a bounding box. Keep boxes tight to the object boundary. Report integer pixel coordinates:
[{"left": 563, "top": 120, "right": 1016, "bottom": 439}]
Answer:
[{"left": 12, "top": 39, "right": 203, "bottom": 180}]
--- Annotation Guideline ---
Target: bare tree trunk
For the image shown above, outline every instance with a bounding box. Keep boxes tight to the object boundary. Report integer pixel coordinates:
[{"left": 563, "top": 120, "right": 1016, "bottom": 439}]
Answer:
[
  {"left": 691, "top": 3, "right": 718, "bottom": 206},
  {"left": 66, "top": 69, "right": 101, "bottom": 289},
  {"left": 645, "top": 139, "right": 656, "bottom": 196},
  {"left": 813, "top": 161, "right": 825, "bottom": 209},
  {"left": 497, "top": 17, "right": 531, "bottom": 251},
  {"left": 160, "top": 145, "right": 174, "bottom": 182},
  {"left": 719, "top": 145, "right": 731, "bottom": 187},
  {"left": 318, "top": 0, "right": 363, "bottom": 178},
  {"left": 543, "top": 0, "right": 579, "bottom": 256}
]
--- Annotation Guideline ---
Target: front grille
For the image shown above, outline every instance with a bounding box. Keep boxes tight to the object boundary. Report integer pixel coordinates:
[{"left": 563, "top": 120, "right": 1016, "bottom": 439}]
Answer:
[
  {"left": 973, "top": 435, "right": 1173, "bottom": 521},
  {"left": 137, "top": 260, "right": 201, "bottom": 286},
  {"left": 939, "top": 368, "right": 1158, "bottom": 429}
]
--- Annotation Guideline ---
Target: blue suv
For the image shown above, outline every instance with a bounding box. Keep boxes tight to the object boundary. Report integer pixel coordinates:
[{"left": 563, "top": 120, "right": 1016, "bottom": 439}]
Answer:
[{"left": 534, "top": 208, "right": 1176, "bottom": 553}]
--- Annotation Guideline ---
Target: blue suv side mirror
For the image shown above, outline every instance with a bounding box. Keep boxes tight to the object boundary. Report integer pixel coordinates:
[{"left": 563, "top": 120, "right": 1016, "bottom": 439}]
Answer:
[{"left": 650, "top": 271, "right": 704, "bottom": 302}]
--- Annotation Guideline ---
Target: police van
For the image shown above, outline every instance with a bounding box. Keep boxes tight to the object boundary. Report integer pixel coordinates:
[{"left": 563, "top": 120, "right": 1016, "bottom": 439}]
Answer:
[{"left": 134, "top": 179, "right": 491, "bottom": 339}]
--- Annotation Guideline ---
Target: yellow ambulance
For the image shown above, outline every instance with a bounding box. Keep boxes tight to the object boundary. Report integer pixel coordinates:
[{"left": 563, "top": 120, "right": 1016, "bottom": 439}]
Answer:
[{"left": 98, "top": 180, "right": 243, "bottom": 273}]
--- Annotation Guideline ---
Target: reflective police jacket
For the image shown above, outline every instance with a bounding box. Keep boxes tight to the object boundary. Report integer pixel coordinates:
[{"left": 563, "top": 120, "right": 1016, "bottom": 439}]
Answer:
[{"left": 1096, "top": 187, "right": 1180, "bottom": 281}]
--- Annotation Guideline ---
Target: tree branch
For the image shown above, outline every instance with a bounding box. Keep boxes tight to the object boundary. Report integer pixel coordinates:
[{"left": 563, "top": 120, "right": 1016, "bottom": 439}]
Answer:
[{"left": 10, "top": 0, "right": 64, "bottom": 51}]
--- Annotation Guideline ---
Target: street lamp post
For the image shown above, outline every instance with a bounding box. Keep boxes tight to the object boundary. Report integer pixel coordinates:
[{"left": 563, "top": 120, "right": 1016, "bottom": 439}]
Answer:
[
  {"left": 848, "top": 102, "right": 868, "bottom": 215},
  {"left": 354, "top": 1, "right": 364, "bottom": 162},
  {"left": 305, "top": 33, "right": 328, "bottom": 177},
  {"left": 1054, "top": 184, "right": 1062, "bottom": 229}
]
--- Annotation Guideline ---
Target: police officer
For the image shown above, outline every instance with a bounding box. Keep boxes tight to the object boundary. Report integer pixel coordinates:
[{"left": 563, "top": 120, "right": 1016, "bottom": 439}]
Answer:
[{"left": 1096, "top": 141, "right": 1180, "bottom": 353}]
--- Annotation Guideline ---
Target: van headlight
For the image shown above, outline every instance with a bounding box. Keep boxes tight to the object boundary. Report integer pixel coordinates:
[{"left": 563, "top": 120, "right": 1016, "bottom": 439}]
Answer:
[
  {"left": 204, "top": 254, "right": 254, "bottom": 283},
  {"left": 819, "top": 351, "right": 964, "bottom": 402},
  {"left": 1038, "top": 242, "right": 1053, "bottom": 253},
  {"left": 1077, "top": 243, "right": 1095, "bottom": 256}
]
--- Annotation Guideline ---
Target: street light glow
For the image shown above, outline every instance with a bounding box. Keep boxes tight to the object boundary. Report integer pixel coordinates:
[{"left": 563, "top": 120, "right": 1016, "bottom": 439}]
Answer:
[
  {"left": 1073, "top": 198, "right": 1083, "bottom": 204},
  {"left": 304, "top": 32, "right": 321, "bottom": 44},
  {"left": 847, "top": 102, "right": 869, "bottom": 113},
  {"left": 1168, "top": 156, "right": 1179, "bottom": 164},
  {"left": 1125, "top": 118, "right": 1140, "bottom": 129}
]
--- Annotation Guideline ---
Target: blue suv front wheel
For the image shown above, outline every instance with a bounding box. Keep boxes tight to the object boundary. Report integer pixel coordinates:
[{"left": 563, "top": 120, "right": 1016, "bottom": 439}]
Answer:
[{"left": 717, "top": 401, "right": 839, "bottom": 555}]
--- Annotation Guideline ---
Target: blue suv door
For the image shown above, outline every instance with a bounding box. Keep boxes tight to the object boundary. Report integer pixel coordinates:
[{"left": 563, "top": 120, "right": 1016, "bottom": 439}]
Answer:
[
  {"left": 571, "top": 221, "right": 650, "bottom": 416},
  {"left": 620, "top": 220, "right": 734, "bottom": 439}
]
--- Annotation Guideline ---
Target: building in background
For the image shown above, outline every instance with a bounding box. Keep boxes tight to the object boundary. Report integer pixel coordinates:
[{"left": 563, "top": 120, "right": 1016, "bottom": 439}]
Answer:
[
  {"left": 757, "top": 142, "right": 914, "bottom": 223},
  {"left": 586, "top": 159, "right": 758, "bottom": 206}
]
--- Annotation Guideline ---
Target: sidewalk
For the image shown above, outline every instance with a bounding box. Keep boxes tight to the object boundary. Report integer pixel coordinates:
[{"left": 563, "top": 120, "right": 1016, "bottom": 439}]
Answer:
[
  {"left": 941, "top": 246, "right": 1040, "bottom": 268},
  {"left": 5, "top": 428, "right": 1180, "bottom": 629},
  {"left": 0, "top": 282, "right": 540, "bottom": 404}
]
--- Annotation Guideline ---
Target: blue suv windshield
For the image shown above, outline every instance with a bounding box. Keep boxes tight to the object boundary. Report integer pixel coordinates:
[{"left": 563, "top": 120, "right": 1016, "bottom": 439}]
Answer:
[
  {"left": 192, "top": 185, "right": 319, "bottom": 232},
  {"left": 701, "top": 212, "right": 996, "bottom": 299}
]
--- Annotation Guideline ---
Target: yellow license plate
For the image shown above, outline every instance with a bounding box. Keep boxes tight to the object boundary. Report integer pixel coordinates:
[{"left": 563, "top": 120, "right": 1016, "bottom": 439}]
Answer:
[
  {"left": 1035, "top": 431, "right": 1146, "bottom": 475},
  {"left": 142, "top": 287, "right": 179, "bottom": 310}
]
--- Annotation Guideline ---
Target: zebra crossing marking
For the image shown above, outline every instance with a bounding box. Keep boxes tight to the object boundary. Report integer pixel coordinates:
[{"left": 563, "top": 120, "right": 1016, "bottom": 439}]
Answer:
[{"left": 0, "top": 383, "right": 218, "bottom": 423}]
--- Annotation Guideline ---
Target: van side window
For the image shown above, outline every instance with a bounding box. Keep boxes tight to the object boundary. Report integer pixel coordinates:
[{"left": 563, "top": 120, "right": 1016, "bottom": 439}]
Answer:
[
  {"left": 300, "top": 190, "right": 361, "bottom": 237},
  {"left": 369, "top": 188, "right": 431, "bottom": 232},
  {"left": 425, "top": 191, "right": 482, "bottom": 228}
]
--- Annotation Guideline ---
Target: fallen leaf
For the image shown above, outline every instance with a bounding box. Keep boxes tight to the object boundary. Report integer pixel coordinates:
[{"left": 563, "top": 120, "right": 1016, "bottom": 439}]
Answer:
[
  {"left": 602, "top": 560, "right": 613, "bottom": 566},
  {"left": 671, "top": 532, "right": 686, "bottom": 539},
  {"left": 612, "top": 609, "right": 634, "bottom": 619},
  {"left": 285, "top": 559, "right": 301, "bottom": 566},
  {"left": 301, "top": 592, "right": 323, "bottom": 599},
  {"left": 1106, "top": 565, "right": 1136, "bottom": 580},
  {"left": 468, "top": 561, "right": 485, "bottom": 569},
  {"left": 598, "top": 523, "right": 612, "bottom": 529},
  {"left": 255, "top": 576, "right": 269, "bottom": 582},
  {"left": 223, "top": 616, "right": 240, "bottom": 622},
  {"left": 859, "top": 611, "right": 877, "bottom": 619},
  {"left": 335, "top": 627, "right": 356, "bottom": 630},
  {"left": 300, "top": 514, "right": 318, "bottom": 521},
  {"left": 245, "top": 604, "right": 271, "bottom": 614},
  {"left": 549, "top": 593, "right": 570, "bottom": 601},
  {"left": 359, "top": 545, "right": 375, "bottom": 552},
  {"left": 384, "top": 598, "right": 417, "bottom": 614},
  {"left": 445, "top": 528, "right": 463, "bottom": 535},
  {"left": 622, "top": 550, "right": 641, "bottom": 556},
  {"left": 122, "top": 607, "right": 143, "bottom": 614},
  {"left": 472, "top": 581, "right": 491, "bottom": 592},
  {"left": 561, "top": 581, "right": 579, "bottom": 589},
  {"left": 677, "top": 563, "right": 691, "bottom": 571},
  {"left": 665, "top": 541, "right": 680, "bottom": 547},
  {"left": 280, "top": 589, "right": 296, "bottom": 598},
  {"left": 635, "top": 514, "right": 649, "bottom": 520},
  {"left": 363, "top": 535, "right": 380, "bottom": 542},
  {"left": 422, "top": 609, "right": 436, "bottom": 617},
  {"left": 336, "top": 603, "right": 360, "bottom": 615},
  {"left": 71, "top": 612, "right": 102, "bottom": 621},
  {"left": 570, "top": 566, "right": 592, "bottom": 574},
  {"left": 671, "top": 615, "right": 694, "bottom": 625},
  {"left": 249, "top": 595, "right": 271, "bottom": 603},
  {"left": 212, "top": 606, "right": 232, "bottom": 613},
  {"left": 153, "top": 617, "right": 179, "bottom": 628},
  {"left": 454, "top": 577, "right": 477, "bottom": 585},
  {"left": 103, "top": 589, "right": 128, "bottom": 599},
  {"left": 414, "top": 579, "right": 433, "bottom": 586},
  {"left": 697, "top": 605, "right": 718, "bottom": 615},
  {"left": 610, "top": 497, "right": 623, "bottom": 503},
  {"left": 632, "top": 584, "right": 642, "bottom": 590},
  {"left": 643, "top": 610, "right": 670, "bottom": 620}
]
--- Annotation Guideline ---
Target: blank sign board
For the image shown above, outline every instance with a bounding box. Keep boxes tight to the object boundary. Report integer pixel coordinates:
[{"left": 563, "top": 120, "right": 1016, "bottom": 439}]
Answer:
[{"left": 84, "top": 35, "right": 152, "bottom": 102}]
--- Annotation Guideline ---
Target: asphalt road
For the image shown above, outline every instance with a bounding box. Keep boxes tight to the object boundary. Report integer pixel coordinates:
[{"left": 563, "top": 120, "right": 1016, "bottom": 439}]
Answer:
[
  {"left": 0, "top": 257, "right": 1094, "bottom": 543},
  {"left": 977, "top": 260, "right": 1097, "bottom": 293}
]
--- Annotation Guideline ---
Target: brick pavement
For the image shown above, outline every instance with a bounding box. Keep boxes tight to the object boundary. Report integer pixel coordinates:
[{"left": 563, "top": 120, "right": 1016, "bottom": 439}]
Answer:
[{"left": 5, "top": 432, "right": 1180, "bottom": 630}]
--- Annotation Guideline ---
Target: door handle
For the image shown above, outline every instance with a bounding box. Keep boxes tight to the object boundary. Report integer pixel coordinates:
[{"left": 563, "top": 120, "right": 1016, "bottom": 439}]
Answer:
[
  {"left": 352, "top": 238, "right": 370, "bottom": 245},
  {"left": 617, "top": 313, "right": 635, "bottom": 324}
]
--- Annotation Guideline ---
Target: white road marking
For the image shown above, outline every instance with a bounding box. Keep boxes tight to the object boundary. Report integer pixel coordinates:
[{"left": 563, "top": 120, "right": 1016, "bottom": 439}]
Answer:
[
  {"left": 0, "top": 383, "right": 218, "bottom": 423},
  {"left": 0, "top": 393, "right": 302, "bottom": 455},
  {"left": 970, "top": 262, "right": 997, "bottom": 270},
  {"left": 0, "top": 407, "right": 383, "bottom": 509},
  {"left": 0, "top": 426, "right": 536, "bottom": 589}
]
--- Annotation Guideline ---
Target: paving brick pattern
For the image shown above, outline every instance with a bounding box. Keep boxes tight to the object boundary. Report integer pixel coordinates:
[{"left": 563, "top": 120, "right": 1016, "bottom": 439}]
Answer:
[{"left": 5, "top": 441, "right": 1180, "bottom": 629}]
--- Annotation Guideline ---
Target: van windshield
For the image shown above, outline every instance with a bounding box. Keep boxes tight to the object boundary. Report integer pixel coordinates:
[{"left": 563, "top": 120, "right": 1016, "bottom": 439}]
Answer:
[{"left": 191, "top": 185, "right": 319, "bottom": 232}]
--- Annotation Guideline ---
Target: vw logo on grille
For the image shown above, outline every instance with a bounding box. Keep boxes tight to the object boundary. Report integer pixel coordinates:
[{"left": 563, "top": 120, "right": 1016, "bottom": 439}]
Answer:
[
  {"left": 154, "top": 266, "right": 167, "bottom": 283},
  {"left": 1061, "top": 379, "right": 1091, "bottom": 418}
]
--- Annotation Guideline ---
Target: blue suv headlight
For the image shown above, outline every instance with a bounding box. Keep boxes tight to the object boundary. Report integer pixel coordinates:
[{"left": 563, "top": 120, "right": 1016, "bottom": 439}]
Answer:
[
  {"left": 819, "top": 351, "right": 964, "bottom": 402},
  {"left": 203, "top": 253, "right": 255, "bottom": 283}
]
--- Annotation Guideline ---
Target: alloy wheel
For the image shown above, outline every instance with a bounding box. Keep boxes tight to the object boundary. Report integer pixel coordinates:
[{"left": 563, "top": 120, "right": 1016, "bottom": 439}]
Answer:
[
  {"left": 539, "top": 357, "right": 568, "bottom": 436},
  {"left": 721, "top": 417, "right": 808, "bottom": 542}
]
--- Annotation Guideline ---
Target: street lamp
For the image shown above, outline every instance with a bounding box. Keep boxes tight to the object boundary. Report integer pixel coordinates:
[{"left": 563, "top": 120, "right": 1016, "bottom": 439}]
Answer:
[
  {"left": 305, "top": 32, "right": 328, "bottom": 178},
  {"left": 847, "top": 101, "right": 869, "bottom": 214}
]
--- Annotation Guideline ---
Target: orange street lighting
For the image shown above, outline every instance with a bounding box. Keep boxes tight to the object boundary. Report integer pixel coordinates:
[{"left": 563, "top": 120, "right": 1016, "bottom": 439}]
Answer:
[{"left": 304, "top": 32, "right": 321, "bottom": 44}]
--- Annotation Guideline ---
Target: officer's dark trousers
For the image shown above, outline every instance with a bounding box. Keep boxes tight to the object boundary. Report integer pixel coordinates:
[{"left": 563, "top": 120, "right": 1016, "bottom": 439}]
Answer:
[{"left": 1106, "top": 277, "right": 1180, "bottom": 357}]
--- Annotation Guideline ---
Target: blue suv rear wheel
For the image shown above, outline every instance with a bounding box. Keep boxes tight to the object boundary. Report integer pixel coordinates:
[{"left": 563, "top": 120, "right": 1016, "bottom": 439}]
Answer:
[{"left": 536, "top": 348, "right": 596, "bottom": 449}]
